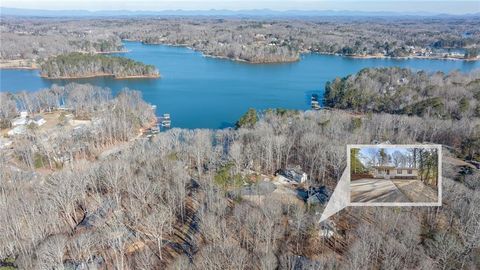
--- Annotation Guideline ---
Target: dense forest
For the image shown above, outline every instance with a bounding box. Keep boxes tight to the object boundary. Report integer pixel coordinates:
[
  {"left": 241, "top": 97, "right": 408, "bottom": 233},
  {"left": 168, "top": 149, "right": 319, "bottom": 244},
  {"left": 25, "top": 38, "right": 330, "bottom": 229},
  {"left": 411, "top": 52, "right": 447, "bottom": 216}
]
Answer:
[
  {"left": 0, "top": 29, "right": 123, "bottom": 60},
  {"left": 1, "top": 16, "right": 479, "bottom": 64},
  {"left": 0, "top": 80, "right": 479, "bottom": 268},
  {"left": 39, "top": 53, "right": 159, "bottom": 79},
  {"left": 325, "top": 67, "right": 480, "bottom": 120}
]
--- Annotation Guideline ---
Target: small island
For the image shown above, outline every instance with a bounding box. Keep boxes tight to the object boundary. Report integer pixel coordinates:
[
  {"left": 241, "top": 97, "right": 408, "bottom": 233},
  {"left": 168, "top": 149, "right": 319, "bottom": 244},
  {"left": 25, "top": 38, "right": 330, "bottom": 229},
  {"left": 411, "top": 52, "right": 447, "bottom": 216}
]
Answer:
[{"left": 39, "top": 52, "right": 159, "bottom": 79}]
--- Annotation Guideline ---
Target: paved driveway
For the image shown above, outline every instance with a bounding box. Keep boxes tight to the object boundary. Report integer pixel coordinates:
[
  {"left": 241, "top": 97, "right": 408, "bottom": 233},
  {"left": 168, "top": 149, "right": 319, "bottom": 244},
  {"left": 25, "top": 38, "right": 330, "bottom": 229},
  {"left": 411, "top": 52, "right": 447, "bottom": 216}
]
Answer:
[
  {"left": 391, "top": 180, "right": 438, "bottom": 203},
  {"left": 351, "top": 178, "right": 410, "bottom": 203}
]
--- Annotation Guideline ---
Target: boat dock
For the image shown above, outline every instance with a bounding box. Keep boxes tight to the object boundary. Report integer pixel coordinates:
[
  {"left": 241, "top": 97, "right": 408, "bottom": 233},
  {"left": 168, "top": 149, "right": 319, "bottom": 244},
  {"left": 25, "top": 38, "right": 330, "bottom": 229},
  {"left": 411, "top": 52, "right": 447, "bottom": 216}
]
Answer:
[
  {"left": 311, "top": 94, "right": 321, "bottom": 110},
  {"left": 160, "top": 113, "right": 171, "bottom": 128},
  {"left": 143, "top": 110, "right": 171, "bottom": 138}
]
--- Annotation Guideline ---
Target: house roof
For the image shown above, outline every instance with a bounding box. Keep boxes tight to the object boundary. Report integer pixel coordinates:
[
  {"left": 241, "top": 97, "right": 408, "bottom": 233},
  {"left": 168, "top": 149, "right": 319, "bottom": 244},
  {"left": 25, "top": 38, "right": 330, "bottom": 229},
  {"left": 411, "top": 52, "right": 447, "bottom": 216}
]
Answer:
[
  {"left": 12, "top": 117, "right": 26, "bottom": 124},
  {"left": 372, "top": 166, "right": 418, "bottom": 170},
  {"left": 0, "top": 138, "right": 13, "bottom": 146},
  {"left": 372, "top": 165, "right": 396, "bottom": 169}
]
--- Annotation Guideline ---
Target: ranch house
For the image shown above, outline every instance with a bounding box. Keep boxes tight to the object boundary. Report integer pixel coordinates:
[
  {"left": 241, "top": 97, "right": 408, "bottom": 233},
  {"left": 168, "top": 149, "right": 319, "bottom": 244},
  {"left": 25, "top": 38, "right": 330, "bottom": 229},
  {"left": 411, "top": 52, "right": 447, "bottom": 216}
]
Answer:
[{"left": 371, "top": 165, "right": 418, "bottom": 179}]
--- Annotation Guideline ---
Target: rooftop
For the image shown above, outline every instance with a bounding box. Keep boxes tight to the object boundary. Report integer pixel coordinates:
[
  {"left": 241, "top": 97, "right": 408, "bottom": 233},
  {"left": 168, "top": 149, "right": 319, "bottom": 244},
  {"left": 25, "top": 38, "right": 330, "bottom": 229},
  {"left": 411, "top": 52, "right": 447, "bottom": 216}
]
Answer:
[
  {"left": 371, "top": 165, "right": 395, "bottom": 169},
  {"left": 371, "top": 165, "right": 417, "bottom": 170}
]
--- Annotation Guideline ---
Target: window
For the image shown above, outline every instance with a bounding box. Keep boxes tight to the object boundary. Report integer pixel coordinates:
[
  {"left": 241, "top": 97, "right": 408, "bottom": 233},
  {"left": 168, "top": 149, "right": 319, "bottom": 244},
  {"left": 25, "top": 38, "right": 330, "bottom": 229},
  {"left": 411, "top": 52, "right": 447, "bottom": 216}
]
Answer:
[
  {"left": 408, "top": 169, "right": 412, "bottom": 174},
  {"left": 397, "top": 169, "right": 402, "bottom": 174}
]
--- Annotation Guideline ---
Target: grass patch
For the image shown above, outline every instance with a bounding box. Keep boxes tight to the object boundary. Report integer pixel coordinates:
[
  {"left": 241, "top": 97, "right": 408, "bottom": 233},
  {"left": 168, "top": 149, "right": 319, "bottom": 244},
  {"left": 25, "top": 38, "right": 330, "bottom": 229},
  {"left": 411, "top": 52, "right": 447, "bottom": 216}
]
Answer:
[
  {"left": 34, "top": 152, "right": 47, "bottom": 169},
  {"left": 0, "top": 257, "right": 16, "bottom": 270}
]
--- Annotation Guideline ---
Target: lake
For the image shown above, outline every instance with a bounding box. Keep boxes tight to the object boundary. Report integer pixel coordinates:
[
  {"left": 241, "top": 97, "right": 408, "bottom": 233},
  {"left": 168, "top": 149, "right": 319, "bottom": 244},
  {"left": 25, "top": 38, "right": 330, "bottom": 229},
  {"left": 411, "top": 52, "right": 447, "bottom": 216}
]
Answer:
[{"left": 1, "top": 41, "right": 479, "bottom": 129}]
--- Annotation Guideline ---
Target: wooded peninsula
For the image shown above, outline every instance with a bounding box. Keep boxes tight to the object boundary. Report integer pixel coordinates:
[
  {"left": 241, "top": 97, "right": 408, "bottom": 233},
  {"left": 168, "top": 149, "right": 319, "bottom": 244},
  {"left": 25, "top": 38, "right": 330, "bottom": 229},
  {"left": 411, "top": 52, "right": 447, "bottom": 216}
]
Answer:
[
  {"left": 325, "top": 67, "right": 480, "bottom": 120},
  {"left": 39, "top": 52, "right": 159, "bottom": 79}
]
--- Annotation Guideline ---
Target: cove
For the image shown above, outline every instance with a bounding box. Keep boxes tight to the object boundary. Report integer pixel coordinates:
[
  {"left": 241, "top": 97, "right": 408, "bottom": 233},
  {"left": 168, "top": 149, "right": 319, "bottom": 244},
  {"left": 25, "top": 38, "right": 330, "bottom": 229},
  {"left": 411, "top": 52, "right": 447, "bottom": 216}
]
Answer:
[{"left": 1, "top": 41, "right": 479, "bottom": 129}]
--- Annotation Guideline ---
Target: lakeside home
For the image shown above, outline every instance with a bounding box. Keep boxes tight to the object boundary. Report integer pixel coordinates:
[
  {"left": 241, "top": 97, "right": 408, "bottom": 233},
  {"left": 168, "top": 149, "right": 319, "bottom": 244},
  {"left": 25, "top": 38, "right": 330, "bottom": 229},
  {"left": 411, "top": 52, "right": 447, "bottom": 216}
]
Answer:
[
  {"left": 11, "top": 117, "right": 27, "bottom": 126},
  {"left": 371, "top": 165, "right": 418, "bottom": 179},
  {"left": 276, "top": 166, "right": 308, "bottom": 184},
  {"left": 31, "top": 116, "right": 46, "bottom": 126},
  {"left": 0, "top": 138, "right": 13, "bottom": 149}
]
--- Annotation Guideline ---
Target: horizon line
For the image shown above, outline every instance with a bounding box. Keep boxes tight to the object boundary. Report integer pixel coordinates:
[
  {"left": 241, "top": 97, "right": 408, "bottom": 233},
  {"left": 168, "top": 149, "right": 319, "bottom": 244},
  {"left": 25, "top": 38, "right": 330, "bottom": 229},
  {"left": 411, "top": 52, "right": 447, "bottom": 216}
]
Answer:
[{"left": 1, "top": 6, "right": 479, "bottom": 16}]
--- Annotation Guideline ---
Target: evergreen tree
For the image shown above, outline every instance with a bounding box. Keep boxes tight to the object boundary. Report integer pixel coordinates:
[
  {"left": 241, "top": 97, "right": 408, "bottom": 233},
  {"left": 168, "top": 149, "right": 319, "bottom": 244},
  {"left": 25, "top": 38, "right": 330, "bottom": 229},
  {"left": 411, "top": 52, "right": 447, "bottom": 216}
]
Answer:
[{"left": 350, "top": 148, "right": 365, "bottom": 174}]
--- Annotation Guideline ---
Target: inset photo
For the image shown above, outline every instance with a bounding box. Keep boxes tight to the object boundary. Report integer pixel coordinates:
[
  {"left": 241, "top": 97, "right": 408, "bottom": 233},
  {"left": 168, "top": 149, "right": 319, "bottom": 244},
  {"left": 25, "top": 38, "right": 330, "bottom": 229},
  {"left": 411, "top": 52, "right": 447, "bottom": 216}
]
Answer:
[{"left": 349, "top": 145, "right": 441, "bottom": 206}]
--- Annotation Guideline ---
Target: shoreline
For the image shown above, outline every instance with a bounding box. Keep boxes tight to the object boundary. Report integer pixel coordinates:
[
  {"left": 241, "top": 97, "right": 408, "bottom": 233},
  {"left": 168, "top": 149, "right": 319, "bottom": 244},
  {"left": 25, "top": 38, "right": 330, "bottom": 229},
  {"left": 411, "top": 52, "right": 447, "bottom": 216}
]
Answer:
[
  {"left": 0, "top": 66, "right": 38, "bottom": 70},
  {"left": 342, "top": 54, "right": 480, "bottom": 61},
  {"left": 39, "top": 73, "right": 160, "bottom": 80},
  {"left": 0, "top": 49, "right": 131, "bottom": 70},
  {"left": 134, "top": 39, "right": 479, "bottom": 63},
  {"left": 201, "top": 53, "right": 300, "bottom": 64},
  {"left": 142, "top": 41, "right": 300, "bottom": 64},
  {"left": 94, "top": 50, "right": 130, "bottom": 54},
  {"left": 0, "top": 59, "right": 38, "bottom": 70},
  {"left": 75, "top": 50, "right": 131, "bottom": 54},
  {"left": 2, "top": 42, "right": 479, "bottom": 71}
]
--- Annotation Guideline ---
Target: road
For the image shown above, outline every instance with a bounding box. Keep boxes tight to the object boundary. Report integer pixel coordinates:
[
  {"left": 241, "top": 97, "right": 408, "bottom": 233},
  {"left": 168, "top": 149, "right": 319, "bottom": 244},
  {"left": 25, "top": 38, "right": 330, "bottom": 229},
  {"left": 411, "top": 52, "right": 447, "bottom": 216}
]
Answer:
[{"left": 351, "top": 178, "right": 410, "bottom": 203}]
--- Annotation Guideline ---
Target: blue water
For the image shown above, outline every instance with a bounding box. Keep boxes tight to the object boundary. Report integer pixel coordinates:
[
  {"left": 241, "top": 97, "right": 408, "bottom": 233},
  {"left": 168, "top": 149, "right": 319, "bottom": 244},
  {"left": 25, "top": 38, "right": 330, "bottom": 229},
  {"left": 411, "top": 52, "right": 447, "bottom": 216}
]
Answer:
[{"left": 1, "top": 41, "right": 479, "bottom": 128}]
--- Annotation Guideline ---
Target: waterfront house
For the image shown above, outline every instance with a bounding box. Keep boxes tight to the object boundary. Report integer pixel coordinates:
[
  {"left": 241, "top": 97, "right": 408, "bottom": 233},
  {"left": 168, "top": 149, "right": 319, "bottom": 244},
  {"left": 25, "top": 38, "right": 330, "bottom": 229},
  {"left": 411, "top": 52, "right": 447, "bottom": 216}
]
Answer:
[
  {"left": 306, "top": 186, "right": 331, "bottom": 205},
  {"left": 277, "top": 166, "right": 308, "bottom": 183},
  {"left": 11, "top": 117, "right": 27, "bottom": 126},
  {"left": 11, "top": 111, "right": 31, "bottom": 127},
  {"left": 371, "top": 165, "right": 418, "bottom": 179},
  {"left": 31, "top": 115, "right": 46, "bottom": 126},
  {"left": 0, "top": 138, "right": 13, "bottom": 149},
  {"left": 58, "top": 105, "right": 72, "bottom": 111}
]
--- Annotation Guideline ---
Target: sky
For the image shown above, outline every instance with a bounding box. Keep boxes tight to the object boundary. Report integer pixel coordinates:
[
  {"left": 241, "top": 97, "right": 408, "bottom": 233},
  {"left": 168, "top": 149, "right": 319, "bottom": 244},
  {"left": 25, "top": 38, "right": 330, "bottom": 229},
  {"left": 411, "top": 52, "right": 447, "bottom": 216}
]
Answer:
[
  {"left": 358, "top": 147, "right": 412, "bottom": 166},
  {"left": 359, "top": 148, "right": 410, "bottom": 158},
  {"left": 1, "top": 0, "right": 479, "bottom": 14}
]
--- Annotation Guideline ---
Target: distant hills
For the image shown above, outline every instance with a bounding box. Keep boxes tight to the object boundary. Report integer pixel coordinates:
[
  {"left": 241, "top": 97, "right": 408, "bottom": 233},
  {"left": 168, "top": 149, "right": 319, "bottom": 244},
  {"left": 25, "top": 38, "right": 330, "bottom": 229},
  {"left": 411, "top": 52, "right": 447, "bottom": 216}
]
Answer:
[{"left": 1, "top": 7, "right": 479, "bottom": 18}]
